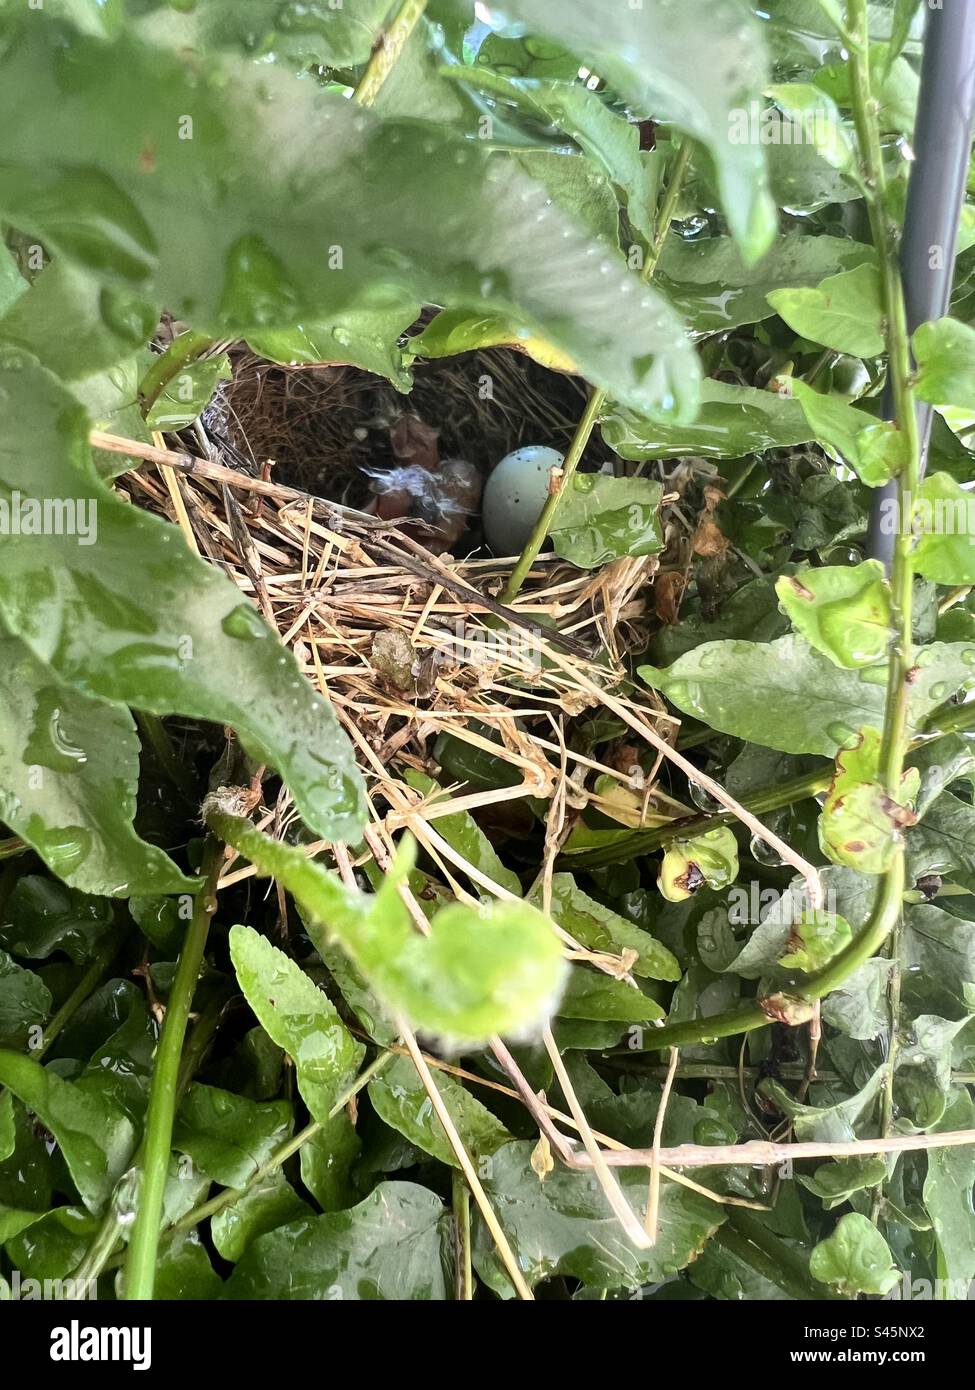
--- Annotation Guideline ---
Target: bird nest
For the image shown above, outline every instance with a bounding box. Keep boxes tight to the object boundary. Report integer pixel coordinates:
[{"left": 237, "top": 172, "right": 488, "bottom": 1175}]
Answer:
[{"left": 114, "top": 347, "right": 680, "bottom": 889}]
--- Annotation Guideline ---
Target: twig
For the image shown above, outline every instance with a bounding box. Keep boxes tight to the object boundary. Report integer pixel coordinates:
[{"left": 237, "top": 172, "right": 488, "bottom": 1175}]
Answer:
[
  {"left": 645, "top": 1046, "right": 679, "bottom": 1241},
  {"left": 353, "top": 0, "right": 429, "bottom": 107},
  {"left": 595, "top": 1127, "right": 975, "bottom": 1169}
]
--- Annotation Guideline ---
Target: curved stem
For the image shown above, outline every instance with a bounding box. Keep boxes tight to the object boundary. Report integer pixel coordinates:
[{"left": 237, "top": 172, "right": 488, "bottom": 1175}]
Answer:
[
  {"left": 353, "top": 0, "right": 429, "bottom": 108},
  {"left": 501, "top": 141, "right": 692, "bottom": 604},
  {"left": 138, "top": 328, "right": 215, "bottom": 418},
  {"left": 123, "top": 837, "right": 223, "bottom": 1300}
]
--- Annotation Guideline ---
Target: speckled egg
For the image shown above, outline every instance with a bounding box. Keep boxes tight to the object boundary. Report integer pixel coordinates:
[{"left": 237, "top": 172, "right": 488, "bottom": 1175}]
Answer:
[{"left": 482, "top": 446, "right": 564, "bottom": 554}]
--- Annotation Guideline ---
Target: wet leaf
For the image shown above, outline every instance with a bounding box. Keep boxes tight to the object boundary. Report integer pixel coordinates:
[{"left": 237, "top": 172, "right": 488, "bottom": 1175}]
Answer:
[
  {"left": 820, "top": 726, "right": 919, "bottom": 874},
  {"left": 656, "top": 231, "right": 871, "bottom": 334},
  {"left": 910, "top": 472, "right": 975, "bottom": 585},
  {"left": 639, "top": 638, "right": 975, "bottom": 757},
  {"left": 800, "top": 1156, "right": 888, "bottom": 1210},
  {"left": 0, "top": 359, "right": 365, "bottom": 842},
  {"left": 0, "top": 1051, "right": 136, "bottom": 1211},
  {"left": 248, "top": 293, "right": 419, "bottom": 392},
  {"left": 534, "top": 874, "right": 679, "bottom": 981},
  {"left": 228, "top": 926, "right": 364, "bottom": 1125},
  {"left": 549, "top": 475, "right": 663, "bottom": 569},
  {"left": 0, "top": 21, "right": 698, "bottom": 421},
  {"left": 790, "top": 380, "right": 905, "bottom": 485},
  {"left": 472, "top": 1140, "right": 724, "bottom": 1294},
  {"left": 488, "top": 0, "right": 777, "bottom": 260},
  {"left": 0, "top": 875, "right": 114, "bottom": 963},
  {"left": 144, "top": 351, "right": 232, "bottom": 431},
  {"left": 914, "top": 318, "right": 975, "bottom": 413},
  {"left": 768, "top": 263, "right": 885, "bottom": 357},
  {"left": 775, "top": 561, "right": 891, "bottom": 669},
  {"left": 557, "top": 968, "right": 664, "bottom": 1024},
  {"left": 224, "top": 1181, "right": 449, "bottom": 1299},
  {"left": 368, "top": 1054, "right": 511, "bottom": 1168},
  {"left": 211, "top": 1170, "right": 312, "bottom": 1265},
  {"left": 0, "top": 634, "right": 194, "bottom": 896},
  {"left": 173, "top": 1083, "right": 293, "bottom": 1189},
  {"left": 895, "top": 1015, "right": 973, "bottom": 1131},
  {"left": 923, "top": 1089, "right": 975, "bottom": 1295},
  {"left": 0, "top": 950, "right": 50, "bottom": 1051},
  {"left": 777, "top": 910, "right": 853, "bottom": 973},
  {"left": 605, "top": 379, "right": 816, "bottom": 461},
  {"left": 809, "top": 1213, "right": 900, "bottom": 1296}
]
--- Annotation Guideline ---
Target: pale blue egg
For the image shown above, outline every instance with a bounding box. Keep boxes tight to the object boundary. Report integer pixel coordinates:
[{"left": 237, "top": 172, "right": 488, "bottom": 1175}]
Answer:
[{"left": 482, "top": 446, "right": 564, "bottom": 554}]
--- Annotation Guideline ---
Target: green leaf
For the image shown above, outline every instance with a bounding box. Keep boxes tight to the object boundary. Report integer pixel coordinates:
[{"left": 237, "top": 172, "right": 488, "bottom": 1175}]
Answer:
[
  {"left": 763, "top": 1067, "right": 884, "bottom": 1144},
  {"left": 490, "top": 0, "right": 776, "bottom": 260},
  {"left": 909, "top": 793, "right": 975, "bottom": 887},
  {"left": 910, "top": 472, "right": 975, "bottom": 585},
  {"left": 0, "top": 875, "right": 113, "bottom": 963},
  {"left": 820, "top": 726, "right": 919, "bottom": 874},
  {"left": 472, "top": 1140, "right": 724, "bottom": 1294},
  {"left": 228, "top": 925, "right": 364, "bottom": 1125},
  {"left": 224, "top": 1181, "right": 449, "bottom": 1299},
  {"left": 0, "top": 950, "right": 50, "bottom": 1051},
  {"left": 533, "top": 874, "right": 679, "bottom": 981},
  {"left": 800, "top": 1156, "right": 888, "bottom": 1210},
  {"left": 656, "top": 232, "right": 872, "bottom": 335},
  {"left": 212, "top": 812, "right": 566, "bottom": 1045},
  {"left": 0, "top": 1051, "right": 136, "bottom": 1212},
  {"left": 0, "top": 259, "right": 157, "bottom": 383},
  {"left": 0, "top": 357, "right": 365, "bottom": 842},
  {"left": 299, "top": 1117, "right": 360, "bottom": 1214},
  {"left": 549, "top": 474, "right": 663, "bottom": 569},
  {"left": 144, "top": 352, "right": 231, "bottom": 431},
  {"left": 895, "top": 1016, "right": 973, "bottom": 1131},
  {"left": 790, "top": 379, "right": 905, "bottom": 486},
  {"left": 604, "top": 379, "right": 816, "bottom": 461},
  {"left": 211, "top": 1170, "right": 312, "bottom": 1265},
  {"left": 765, "top": 84, "right": 856, "bottom": 173},
  {"left": 815, "top": 43, "right": 919, "bottom": 136},
  {"left": 768, "top": 263, "right": 885, "bottom": 357},
  {"left": 513, "top": 151, "right": 621, "bottom": 249},
  {"left": 558, "top": 967, "right": 664, "bottom": 1024},
  {"left": 0, "top": 23, "right": 698, "bottom": 421},
  {"left": 639, "top": 637, "right": 975, "bottom": 757},
  {"left": 368, "top": 1055, "right": 511, "bottom": 1169},
  {"left": 439, "top": 65, "right": 656, "bottom": 241},
  {"left": 776, "top": 562, "right": 891, "bottom": 669},
  {"left": 403, "top": 771, "right": 522, "bottom": 897},
  {"left": 809, "top": 1213, "right": 900, "bottom": 1296},
  {"left": 132, "top": 0, "right": 393, "bottom": 68},
  {"left": 0, "top": 634, "right": 195, "bottom": 895},
  {"left": 409, "top": 306, "right": 579, "bottom": 374},
  {"left": 923, "top": 1089, "right": 975, "bottom": 1295},
  {"left": 247, "top": 291, "right": 419, "bottom": 392},
  {"left": 914, "top": 318, "right": 975, "bottom": 413},
  {"left": 150, "top": 1230, "right": 221, "bottom": 1301},
  {"left": 173, "top": 1083, "right": 293, "bottom": 1188}
]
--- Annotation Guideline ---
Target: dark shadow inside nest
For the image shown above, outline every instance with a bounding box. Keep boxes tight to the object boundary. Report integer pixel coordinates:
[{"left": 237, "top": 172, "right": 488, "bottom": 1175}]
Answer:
[{"left": 205, "top": 343, "right": 610, "bottom": 551}]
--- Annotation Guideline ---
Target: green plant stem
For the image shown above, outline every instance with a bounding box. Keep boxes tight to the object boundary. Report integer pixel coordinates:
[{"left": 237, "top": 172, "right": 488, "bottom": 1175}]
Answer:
[
  {"left": 640, "top": 851, "right": 905, "bottom": 1052},
  {"left": 500, "top": 140, "right": 692, "bottom": 604},
  {"left": 35, "top": 932, "right": 120, "bottom": 1061},
  {"left": 353, "top": 0, "right": 429, "bottom": 107},
  {"left": 453, "top": 1171, "right": 474, "bottom": 1301},
  {"left": 110, "top": 1052, "right": 394, "bottom": 1262},
  {"left": 123, "top": 837, "right": 223, "bottom": 1301},
  {"left": 138, "top": 328, "right": 215, "bottom": 418}
]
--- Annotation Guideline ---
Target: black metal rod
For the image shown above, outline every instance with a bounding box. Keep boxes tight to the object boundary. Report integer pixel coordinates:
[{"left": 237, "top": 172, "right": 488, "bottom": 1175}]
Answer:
[{"left": 867, "top": 0, "right": 975, "bottom": 567}]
